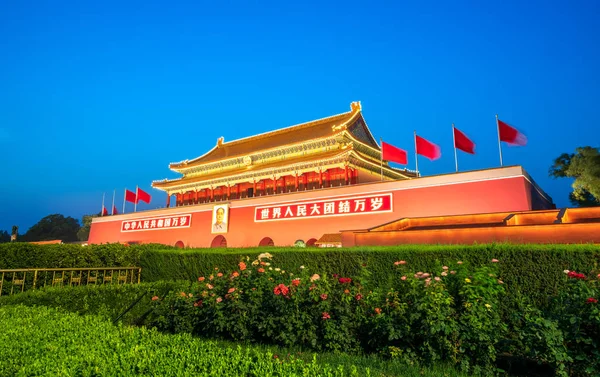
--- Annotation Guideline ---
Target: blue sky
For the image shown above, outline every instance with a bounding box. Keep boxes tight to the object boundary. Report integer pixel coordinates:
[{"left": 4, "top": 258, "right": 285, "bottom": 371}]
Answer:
[{"left": 1, "top": 0, "right": 598, "bottom": 234}]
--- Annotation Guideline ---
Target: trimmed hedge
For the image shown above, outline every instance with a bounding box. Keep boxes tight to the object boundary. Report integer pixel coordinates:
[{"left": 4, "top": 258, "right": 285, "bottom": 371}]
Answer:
[
  {"left": 139, "top": 244, "right": 600, "bottom": 309},
  {"left": 0, "top": 242, "right": 144, "bottom": 268},
  {"left": 2, "top": 243, "right": 599, "bottom": 309}
]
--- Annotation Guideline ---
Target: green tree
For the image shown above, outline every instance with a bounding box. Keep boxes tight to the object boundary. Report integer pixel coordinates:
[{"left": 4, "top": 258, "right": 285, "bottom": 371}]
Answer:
[
  {"left": 21, "top": 214, "right": 81, "bottom": 243},
  {"left": 549, "top": 146, "right": 600, "bottom": 206},
  {"left": 77, "top": 213, "right": 100, "bottom": 241},
  {"left": 11, "top": 225, "right": 18, "bottom": 242},
  {"left": 0, "top": 230, "right": 10, "bottom": 243}
]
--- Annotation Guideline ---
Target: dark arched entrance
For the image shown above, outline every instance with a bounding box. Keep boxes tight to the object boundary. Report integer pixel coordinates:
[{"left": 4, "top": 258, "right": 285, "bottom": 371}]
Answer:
[
  {"left": 211, "top": 235, "right": 227, "bottom": 248},
  {"left": 259, "top": 237, "right": 274, "bottom": 247},
  {"left": 174, "top": 241, "right": 184, "bottom": 248},
  {"left": 306, "top": 238, "right": 317, "bottom": 247}
]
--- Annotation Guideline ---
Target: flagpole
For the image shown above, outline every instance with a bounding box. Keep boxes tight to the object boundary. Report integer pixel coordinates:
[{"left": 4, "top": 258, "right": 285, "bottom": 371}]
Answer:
[
  {"left": 380, "top": 138, "right": 383, "bottom": 181},
  {"left": 134, "top": 185, "right": 138, "bottom": 212},
  {"left": 496, "top": 114, "right": 503, "bottom": 166},
  {"left": 452, "top": 123, "right": 458, "bottom": 173},
  {"left": 414, "top": 130, "right": 419, "bottom": 177},
  {"left": 101, "top": 192, "right": 105, "bottom": 216},
  {"left": 111, "top": 189, "right": 115, "bottom": 215},
  {"left": 122, "top": 188, "right": 126, "bottom": 214}
]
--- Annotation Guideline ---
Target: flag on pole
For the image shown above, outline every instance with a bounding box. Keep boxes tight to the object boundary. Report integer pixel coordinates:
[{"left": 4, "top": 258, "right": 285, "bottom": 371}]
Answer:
[
  {"left": 102, "top": 206, "right": 108, "bottom": 216},
  {"left": 112, "top": 205, "right": 118, "bottom": 215},
  {"left": 136, "top": 188, "right": 152, "bottom": 204},
  {"left": 125, "top": 189, "right": 137, "bottom": 203},
  {"left": 498, "top": 119, "right": 527, "bottom": 146},
  {"left": 415, "top": 135, "right": 442, "bottom": 160},
  {"left": 453, "top": 126, "right": 475, "bottom": 154},
  {"left": 381, "top": 141, "right": 408, "bottom": 165}
]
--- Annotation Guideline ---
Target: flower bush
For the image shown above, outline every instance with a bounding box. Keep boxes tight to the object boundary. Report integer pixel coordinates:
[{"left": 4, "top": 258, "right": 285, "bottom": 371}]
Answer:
[
  {"left": 147, "top": 254, "right": 509, "bottom": 373},
  {"left": 146, "top": 254, "right": 599, "bottom": 376}
]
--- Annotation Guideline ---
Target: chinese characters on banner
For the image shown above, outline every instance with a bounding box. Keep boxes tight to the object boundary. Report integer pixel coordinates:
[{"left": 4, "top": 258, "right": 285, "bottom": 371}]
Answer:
[
  {"left": 121, "top": 214, "right": 192, "bottom": 232},
  {"left": 254, "top": 193, "right": 392, "bottom": 222}
]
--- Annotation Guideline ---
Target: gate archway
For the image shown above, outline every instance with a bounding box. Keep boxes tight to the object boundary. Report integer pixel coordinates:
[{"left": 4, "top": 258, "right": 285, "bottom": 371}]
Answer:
[
  {"left": 211, "top": 235, "right": 227, "bottom": 248},
  {"left": 259, "top": 237, "right": 274, "bottom": 247}
]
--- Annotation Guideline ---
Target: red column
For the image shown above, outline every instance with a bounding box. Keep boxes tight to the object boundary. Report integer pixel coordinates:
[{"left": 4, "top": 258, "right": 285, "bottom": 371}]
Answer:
[
  {"left": 295, "top": 173, "right": 299, "bottom": 191},
  {"left": 253, "top": 180, "right": 257, "bottom": 196},
  {"left": 210, "top": 187, "right": 214, "bottom": 201},
  {"left": 193, "top": 191, "right": 198, "bottom": 204},
  {"left": 345, "top": 165, "right": 349, "bottom": 185},
  {"left": 318, "top": 170, "right": 323, "bottom": 188},
  {"left": 166, "top": 194, "right": 171, "bottom": 208},
  {"left": 227, "top": 185, "right": 231, "bottom": 199}
]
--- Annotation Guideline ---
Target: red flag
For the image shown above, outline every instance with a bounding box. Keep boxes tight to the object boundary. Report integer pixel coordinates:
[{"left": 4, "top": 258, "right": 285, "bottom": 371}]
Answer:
[
  {"left": 453, "top": 127, "right": 475, "bottom": 154},
  {"left": 125, "top": 189, "right": 137, "bottom": 203},
  {"left": 415, "top": 135, "right": 441, "bottom": 160},
  {"left": 498, "top": 119, "right": 527, "bottom": 146},
  {"left": 102, "top": 206, "right": 108, "bottom": 216},
  {"left": 381, "top": 141, "right": 408, "bottom": 165},
  {"left": 136, "top": 188, "right": 152, "bottom": 204},
  {"left": 112, "top": 205, "right": 118, "bottom": 215}
]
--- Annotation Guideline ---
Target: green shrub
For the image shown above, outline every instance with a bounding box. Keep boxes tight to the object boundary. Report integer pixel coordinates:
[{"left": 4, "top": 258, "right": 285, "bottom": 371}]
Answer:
[
  {"left": 0, "top": 305, "right": 366, "bottom": 376},
  {"left": 0, "top": 281, "right": 192, "bottom": 325}
]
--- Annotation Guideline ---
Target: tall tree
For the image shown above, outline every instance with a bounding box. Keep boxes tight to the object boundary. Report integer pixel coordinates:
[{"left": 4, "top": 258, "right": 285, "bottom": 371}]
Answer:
[
  {"left": 77, "top": 213, "right": 100, "bottom": 241},
  {"left": 21, "top": 214, "right": 81, "bottom": 243},
  {"left": 549, "top": 146, "right": 600, "bottom": 206},
  {"left": 0, "top": 230, "right": 10, "bottom": 243}
]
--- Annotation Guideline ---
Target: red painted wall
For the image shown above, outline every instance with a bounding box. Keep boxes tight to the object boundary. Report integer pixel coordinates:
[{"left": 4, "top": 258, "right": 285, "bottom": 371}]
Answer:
[{"left": 89, "top": 166, "right": 551, "bottom": 248}]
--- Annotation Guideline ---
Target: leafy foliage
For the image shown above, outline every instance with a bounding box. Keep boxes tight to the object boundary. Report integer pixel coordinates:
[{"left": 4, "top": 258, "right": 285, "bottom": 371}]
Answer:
[
  {"left": 0, "top": 230, "right": 9, "bottom": 243},
  {"left": 20, "top": 214, "right": 81, "bottom": 242},
  {"left": 77, "top": 213, "right": 100, "bottom": 241},
  {"left": 549, "top": 146, "right": 600, "bottom": 206}
]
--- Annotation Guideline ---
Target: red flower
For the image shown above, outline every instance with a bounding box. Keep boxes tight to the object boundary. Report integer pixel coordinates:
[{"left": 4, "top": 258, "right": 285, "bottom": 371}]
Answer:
[
  {"left": 394, "top": 260, "right": 407, "bottom": 265},
  {"left": 151, "top": 296, "right": 159, "bottom": 301},
  {"left": 355, "top": 294, "right": 363, "bottom": 301},
  {"left": 291, "top": 278, "right": 300, "bottom": 286},
  {"left": 320, "top": 293, "right": 328, "bottom": 300},
  {"left": 258, "top": 268, "right": 265, "bottom": 273},
  {"left": 322, "top": 312, "right": 330, "bottom": 320},
  {"left": 273, "top": 284, "right": 289, "bottom": 296},
  {"left": 193, "top": 300, "right": 203, "bottom": 307},
  {"left": 587, "top": 297, "right": 598, "bottom": 304},
  {"left": 338, "top": 277, "right": 352, "bottom": 284},
  {"left": 198, "top": 276, "right": 205, "bottom": 282},
  {"left": 239, "top": 261, "right": 247, "bottom": 271},
  {"left": 567, "top": 271, "right": 586, "bottom": 280},
  {"left": 374, "top": 308, "right": 382, "bottom": 315}
]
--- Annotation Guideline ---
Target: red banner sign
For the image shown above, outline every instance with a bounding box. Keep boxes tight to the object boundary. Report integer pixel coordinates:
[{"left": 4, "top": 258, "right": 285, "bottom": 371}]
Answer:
[
  {"left": 121, "top": 214, "right": 192, "bottom": 232},
  {"left": 254, "top": 193, "right": 392, "bottom": 222}
]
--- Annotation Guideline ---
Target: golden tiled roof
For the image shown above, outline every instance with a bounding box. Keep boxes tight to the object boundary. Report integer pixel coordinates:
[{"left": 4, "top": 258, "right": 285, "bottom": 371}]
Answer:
[
  {"left": 315, "top": 233, "right": 342, "bottom": 244},
  {"left": 154, "top": 149, "right": 351, "bottom": 189},
  {"left": 170, "top": 102, "right": 367, "bottom": 170}
]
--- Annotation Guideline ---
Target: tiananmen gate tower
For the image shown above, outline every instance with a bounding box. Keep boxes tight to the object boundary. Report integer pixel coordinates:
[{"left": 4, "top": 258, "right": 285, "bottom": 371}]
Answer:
[{"left": 88, "top": 101, "right": 578, "bottom": 248}]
